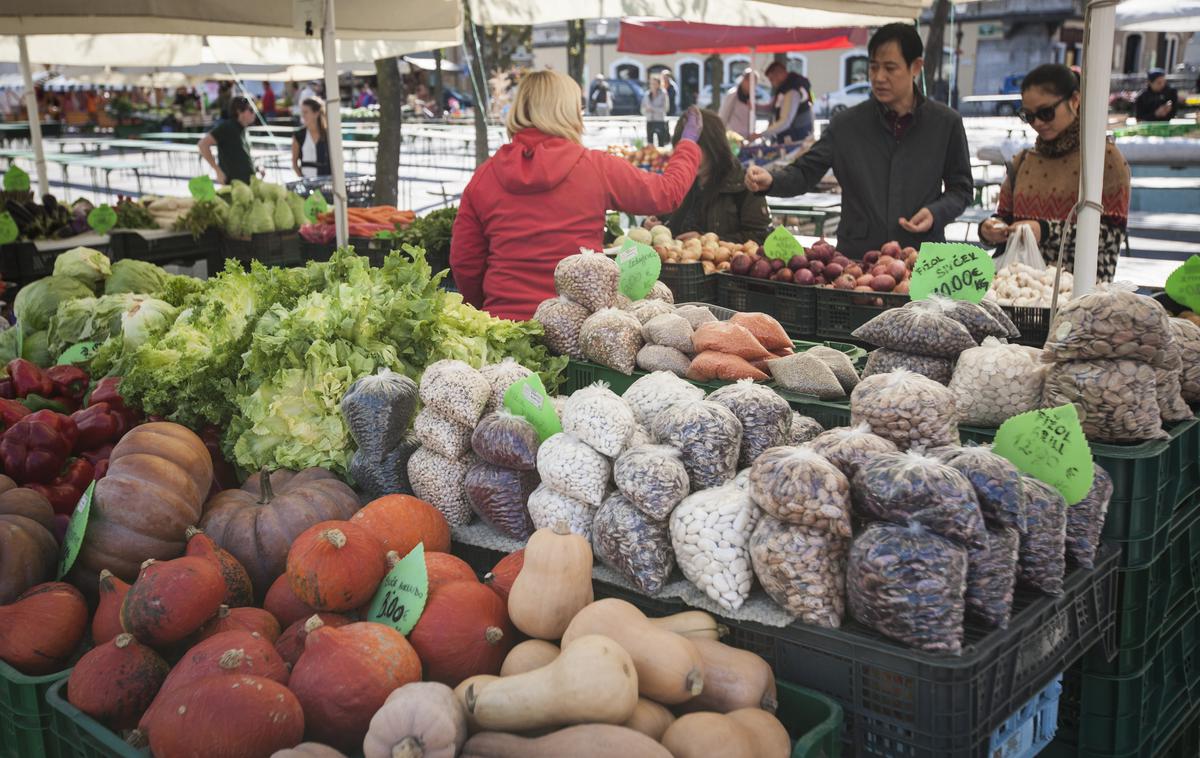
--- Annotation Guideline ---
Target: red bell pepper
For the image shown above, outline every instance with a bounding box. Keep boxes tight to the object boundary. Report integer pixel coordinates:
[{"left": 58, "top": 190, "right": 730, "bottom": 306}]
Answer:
[
  {"left": 27, "top": 458, "right": 95, "bottom": 515},
  {"left": 7, "top": 359, "right": 53, "bottom": 398},
  {"left": 93, "top": 459, "right": 109, "bottom": 480},
  {"left": 71, "top": 403, "right": 128, "bottom": 453},
  {"left": 0, "top": 398, "right": 29, "bottom": 432},
  {"left": 0, "top": 411, "right": 76, "bottom": 484},
  {"left": 0, "top": 380, "right": 15, "bottom": 399},
  {"left": 88, "top": 376, "right": 142, "bottom": 429},
  {"left": 46, "top": 365, "right": 89, "bottom": 408},
  {"left": 201, "top": 425, "right": 240, "bottom": 493},
  {"left": 80, "top": 443, "right": 113, "bottom": 468}
]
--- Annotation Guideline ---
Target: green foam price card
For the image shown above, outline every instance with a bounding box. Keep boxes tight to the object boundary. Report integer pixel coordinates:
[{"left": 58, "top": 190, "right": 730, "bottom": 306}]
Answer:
[
  {"left": 57, "top": 341, "right": 100, "bottom": 365},
  {"left": 616, "top": 238, "right": 662, "bottom": 301},
  {"left": 3, "top": 165, "right": 30, "bottom": 193},
  {"left": 993, "top": 404, "right": 1094, "bottom": 505},
  {"left": 762, "top": 225, "right": 805, "bottom": 262},
  {"left": 303, "top": 193, "right": 328, "bottom": 223},
  {"left": 909, "top": 243, "right": 996, "bottom": 303},
  {"left": 87, "top": 204, "right": 117, "bottom": 235},
  {"left": 504, "top": 373, "right": 562, "bottom": 442},
  {"left": 58, "top": 481, "right": 96, "bottom": 579},
  {"left": 366, "top": 543, "right": 428, "bottom": 635},
  {"left": 188, "top": 175, "right": 216, "bottom": 201},
  {"left": 0, "top": 211, "right": 17, "bottom": 245},
  {"left": 1165, "top": 256, "right": 1200, "bottom": 313}
]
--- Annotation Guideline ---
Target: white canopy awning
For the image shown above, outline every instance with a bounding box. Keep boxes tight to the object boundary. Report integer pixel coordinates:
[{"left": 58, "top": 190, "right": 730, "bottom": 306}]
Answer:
[
  {"left": 468, "top": 0, "right": 925, "bottom": 28},
  {"left": 1116, "top": 0, "right": 1200, "bottom": 31}
]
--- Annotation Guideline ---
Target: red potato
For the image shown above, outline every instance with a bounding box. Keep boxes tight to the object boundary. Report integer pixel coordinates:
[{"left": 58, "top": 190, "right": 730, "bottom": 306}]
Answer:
[
  {"left": 751, "top": 260, "right": 773, "bottom": 279},
  {"left": 895, "top": 279, "right": 911, "bottom": 294},
  {"left": 871, "top": 274, "right": 897, "bottom": 292},
  {"left": 834, "top": 274, "right": 857, "bottom": 290},
  {"left": 881, "top": 241, "right": 902, "bottom": 257},
  {"left": 856, "top": 274, "right": 874, "bottom": 287},
  {"left": 887, "top": 260, "right": 907, "bottom": 280},
  {"left": 845, "top": 264, "right": 863, "bottom": 278},
  {"left": 862, "top": 250, "right": 881, "bottom": 266},
  {"left": 772, "top": 268, "right": 794, "bottom": 283},
  {"left": 824, "top": 263, "right": 844, "bottom": 279}
]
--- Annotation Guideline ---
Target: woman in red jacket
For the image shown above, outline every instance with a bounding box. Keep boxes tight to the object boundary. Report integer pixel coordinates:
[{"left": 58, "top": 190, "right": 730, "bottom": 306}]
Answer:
[{"left": 450, "top": 70, "right": 703, "bottom": 321}]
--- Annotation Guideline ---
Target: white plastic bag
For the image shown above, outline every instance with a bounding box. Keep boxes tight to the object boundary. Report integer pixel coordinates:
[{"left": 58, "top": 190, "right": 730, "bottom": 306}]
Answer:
[{"left": 994, "top": 223, "right": 1043, "bottom": 271}]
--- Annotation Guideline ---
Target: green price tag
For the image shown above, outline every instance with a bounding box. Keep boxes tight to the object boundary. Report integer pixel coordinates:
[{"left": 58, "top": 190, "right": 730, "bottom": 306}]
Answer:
[
  {"left": 303, "top": 193, "right": 328, "bottom": 223},
  {"left": 993, "top": 404, "right": 1094, "bottom": 505},
  {"left": 87, "top": 205, "right": 118, "bottom": 235},
  {"left": 365, "top": 543, "right": 428, "bottom": 635},
  {"left": 57, "top": 341, "right": 101, "bottom": 365},
  {"left": 503, "top": 373, "right": 562, "bottom": 442},
  {"left": 188, "top": 175, "right": 216, "bottom": 201},
  {"left": 616, "top": 238, "right": 662, "bottom": 301},
  {"left": 762, "top": 226, "right": 806, "bottom": 262},
  {"left": 909, "top": 243, "right": 996, "bottom": 303},
  {"left": 1165, "top": 256, "right": 1200, "bottom": 313},
  {"left": 58, "top": 481, "right": 96, "bottom": 579},
  {"left": 0, "top": 211, "right": 17, "bottom": 245},
  {"left": 3, "top": 165, "right": 30, "bottom": 192}
]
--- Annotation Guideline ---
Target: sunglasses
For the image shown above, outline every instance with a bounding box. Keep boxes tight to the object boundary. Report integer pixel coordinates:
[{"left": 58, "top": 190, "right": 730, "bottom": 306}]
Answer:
[{"left": 1017, "top": 95, "right": 1072, "bottom": 125}]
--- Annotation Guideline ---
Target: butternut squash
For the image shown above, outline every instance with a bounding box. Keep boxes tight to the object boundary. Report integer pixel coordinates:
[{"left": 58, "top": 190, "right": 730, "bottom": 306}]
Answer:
[
  {"left": 728, "top": 708, "right": 791, "bottom": 758},
  {"left": 649, "top": 610, "right": 724, "bottom": 640},
  {"left": 461, "top": 725, "right": 672, "bottom": 758},
  {"left": 661, "top": 712, "right": 755, "bottom": 758},
  {"left": 622, "top": 698, "right": 675, "bottom": 741},
  {"left": 464, "top": 634, "right": 637, "bottom": 732},
  {"left": 499, "top": 640, "right": 559, "bottom": 676},
  {"left": 454, "top": 675, "right": 499, "bottom": 733},
  {"left": 506, "top": 522, "right": 592, "bottom": 640},
  {"left": 682, "top": 637, "right": 778, "bottom": 713},
  {"left": 561, "top": 598, "right": 704, "bottom": 705}
]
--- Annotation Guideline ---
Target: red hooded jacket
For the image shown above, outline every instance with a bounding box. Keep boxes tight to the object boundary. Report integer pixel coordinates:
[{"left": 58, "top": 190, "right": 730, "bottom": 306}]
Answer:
[{"left": 450, "top": 128, "right": 700, "bottom": 321}]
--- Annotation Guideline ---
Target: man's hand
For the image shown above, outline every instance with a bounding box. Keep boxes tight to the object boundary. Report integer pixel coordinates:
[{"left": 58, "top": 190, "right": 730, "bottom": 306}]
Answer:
[
  {"left": 979, "top": 217, "right": 1010, "bottom": 245},
  {"left": 898, "top": 207, "right": 934, "bottom": 234},
  {"left": 1010, "top": 219, "right": 1043, "bottom": 244},
  {"left": 642, "top": 216, "right": 662, "bottom": 230},
  {"left": 215, "top": 168, "right": 228, "bottom": 185},
  {"left": 745, "top": 165, "right": 774, "bottom": 193},
  {"left": 1156, "top": 102, "right": 1173, "bottom": 118}
]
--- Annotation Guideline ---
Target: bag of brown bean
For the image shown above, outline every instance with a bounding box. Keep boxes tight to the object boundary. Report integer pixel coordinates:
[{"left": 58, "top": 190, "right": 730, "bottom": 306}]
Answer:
[
  {"left": 966, "top": 526, "right": 1019, "bottom": 629},
  {"left": 613, "top": 444, "right": 690, "bottom": 520},
  {"left": 929, "top": 445, "right": 1027, "bottom": 533},
  {"left": 747, "top": 447, "right": 852, "bottom": 537},
  {"left": 707, "top": 379, "right": 793, "bottom": 467},
  {"left": 862, "top": 348, "right": 955, "bottom": 385},
  {"left": 652, "top": 400, "right": 744, "bottom": 490},
  {"left": 979, "top": 297, "right": 1021, "bottom": 340},
  {"left": 949, "top": 339, "right": 1046, "bottom": 427},
  {"left": 1066, "top": 463, "right": 1112, "bottom": 569},
  {"left": 533, "top": 296, "right": 590, "bottom": 359},
  {"left": 848, "top": 521, "right": 968, "bottom": 655},
  {"left": 750, "top": 514, "right": 848, "bottom": 628},
  {"left": 592, "top": 491, "right": 675, "bottom": 595},
  {"left": 554, "top": 248, "right": 620, "bottom": 312},
  {"left": 1042, "top": 359, "right": 1168, "bottom": 442},
  {"left": 580, "top": 308, "right": 645, "bottom": 375},
  {"left": 1018, "top": 477, "right": 1068, "bottom": 596},
  {"left": 465, "top": 462, "right": 539, "bottom": 540},
  {"left": 1042, "top": 287, "right": 1173, "bottom": 365},
  {"left": 1155, "top": 342, "right": 1193, "bottom": 423},
  {"left": 790, "top": 413, "right": 825, "bottom": 444},
  {"left": 852, "top": 302, "right": 977, "bottom": 358},
  {"left": 803, "top": 423, "right": 898, "bottom": 478},
  {"left": 471, "top": 410, "right": 540, "bottom": 471},
  {"left": 913, "top": 295, "right": 1009, "bottom": 344},
  {"left": 851, "top": 369, "right": 961, "bottom": 450}
]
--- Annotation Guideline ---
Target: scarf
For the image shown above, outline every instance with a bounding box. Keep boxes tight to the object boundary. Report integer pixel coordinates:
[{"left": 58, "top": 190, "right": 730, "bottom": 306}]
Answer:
[{"left": 1035, "top": 117, "right": 1080, "bottom": 158}]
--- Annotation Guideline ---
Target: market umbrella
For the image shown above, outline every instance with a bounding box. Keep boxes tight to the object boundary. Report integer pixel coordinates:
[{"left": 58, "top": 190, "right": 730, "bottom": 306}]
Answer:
[
  {"left": 468, "top": 0, "right": 924, "bottom": 26},
  {"left": 1116, "top": 0, "right": 1200, "bottom": 31}
]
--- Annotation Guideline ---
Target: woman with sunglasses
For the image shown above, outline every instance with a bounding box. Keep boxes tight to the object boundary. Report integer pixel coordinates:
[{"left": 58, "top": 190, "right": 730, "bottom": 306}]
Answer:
[{"left": 979, "top": 63, "right": 1130, "bottom": 282}]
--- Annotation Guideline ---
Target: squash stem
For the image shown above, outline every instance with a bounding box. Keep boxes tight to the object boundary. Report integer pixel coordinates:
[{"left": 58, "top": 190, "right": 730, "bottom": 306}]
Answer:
[
  {"left": 258, "top": 467, "right": 274, "bottom": 504},
  {"left": 391, "top": 737, "right": 425, "bottom": 758}
]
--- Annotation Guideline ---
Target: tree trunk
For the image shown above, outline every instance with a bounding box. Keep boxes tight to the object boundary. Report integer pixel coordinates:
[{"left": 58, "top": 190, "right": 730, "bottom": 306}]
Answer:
[
  {"left": 924, "top": 0, "right": 952, "bottom": 102},
  {"left": 462, "top": 0, "right": 490, "bottom": 167},
  {"left": 431, "top": 49, "right": 444, "bottom": 118},
  {"left": 567, "top": 20, "right": 587, "bottom": 87},
  {"left": 374, "top": 56, "right": 403, "bottom": 206},
  {"left": 707, "top": 55, "right": 723, "bottom": 109}
]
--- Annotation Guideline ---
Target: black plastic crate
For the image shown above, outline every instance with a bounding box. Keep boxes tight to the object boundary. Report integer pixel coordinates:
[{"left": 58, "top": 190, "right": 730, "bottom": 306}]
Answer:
[
  {"left": 813, "top": 287, "right": 910, "bottom": 343},
  {"left": 659, "top": 262, "right": 717, "bottom": 303},
  {"left": 299, "top": 239, "right": 336, "bottom": 263},
  {"left": 109, "top": 229, "right": 220, "bottom": 267},
  {"left": 1001, "top": 304, "right": 1052, "bottom": 348},
  {"left": 349, "top": 236, "right": 391, "bottom": 267},
  {"left": 287, "top": 174, "right": 376, "bottom": 207},
  {"left": 716, "top": 273, "right": 817, "bottom": 339},
  {"left": 0, "top": 241, "right": 56, "bottom": 287},
  {"left": 221, "top": 230, "right": 302, "bottom": 269}
]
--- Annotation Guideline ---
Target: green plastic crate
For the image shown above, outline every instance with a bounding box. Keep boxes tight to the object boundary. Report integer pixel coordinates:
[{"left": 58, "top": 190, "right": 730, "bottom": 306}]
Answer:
[
  {"left": 0, "top": 660, "right": 70, "bottom": 758},
  {"left": 44, "top": 679, "right": 146, "bottom": 758},
  {"left": 777, "top": 680, "right": 843, "bottom": 758}
]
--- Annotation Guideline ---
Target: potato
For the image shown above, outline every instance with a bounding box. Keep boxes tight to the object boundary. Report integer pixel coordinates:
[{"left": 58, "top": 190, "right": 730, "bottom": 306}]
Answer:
[
  {"left": 681, "top": 248, "right": 702, "bottom": 263},
  {"left": 715, "top": 249, "right": 731, "bottom": 264},
  {"left": 717, "top": 261, "right": 731, "bottom": 272},
  {"left": 701, "top": 261, "right": 717, "bottom": 275},
  {"left": 700, "top": 248, "right": 716, "bottom": 262},
  {"left": 744, "top": 242, "right": 759, "bottom": 255},
  {"left": 701, "top": 232, "right": 719, "bottom": 245}
]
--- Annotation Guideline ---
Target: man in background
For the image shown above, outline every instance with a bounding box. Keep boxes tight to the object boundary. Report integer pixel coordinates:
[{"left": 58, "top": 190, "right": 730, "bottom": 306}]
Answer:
[
  {"left": 755, "top": 61, "right": 814, "bottom": 144},
  {"left": 1135, "top": 69, "right": 1178, "bottom": 122},
  {"left": 590, "top": 75, "right": 612, "bottom": 116},
  {"left": 261, "top": 82, "right": 276, "bottom": 117},
  {"left": 199, "top": 95, "right": 256, "bottom": 185}
]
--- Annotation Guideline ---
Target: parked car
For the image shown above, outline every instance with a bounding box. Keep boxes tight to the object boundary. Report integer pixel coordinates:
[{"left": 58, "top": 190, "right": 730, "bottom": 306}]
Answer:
[
  {"left": 817, "top": 82, "right": 871, "bottom": 117},
  {"left": 588, "top": 78, "right": 646, "bottom": 116},
  {"left": 698, "top": 83, "right": 774, "bottom": 115}
]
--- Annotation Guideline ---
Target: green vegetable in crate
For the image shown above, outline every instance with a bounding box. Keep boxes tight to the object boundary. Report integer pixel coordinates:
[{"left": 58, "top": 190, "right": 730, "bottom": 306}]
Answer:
[
  {"left": 230, "top": 180, "right": 253, "bottom": 206},
  {"left": 113, "top": 197, "right": 158, "bottom": 230},
  {"left": 273, "top": 198, "right": 295, "bottom": 231},
  {"left": 173, "top": 198, "right": 228, "bottom": 240},
  {"left": 53, "top": 246, "right": 112, "bottom": 292},
  {"left": 285, "top": 193, "right": 305, "bottom": 225},
  {"left": 105, "top": 259, "right": 171, "bottom": 296},
  {"left": 48, "top": 294, "right": 137, "bottom": 355},
  {"left": 0, "top": 326, "right": 49, "bottom": 366},
  {"left": 14, "top": 275, "right": 94, "bottom": 333},
  {"left": 247, "top": 200, "right": 274, "bottom": 235},
  {"left": 225, "top": 202, "right": 247, "bottom": 237}
]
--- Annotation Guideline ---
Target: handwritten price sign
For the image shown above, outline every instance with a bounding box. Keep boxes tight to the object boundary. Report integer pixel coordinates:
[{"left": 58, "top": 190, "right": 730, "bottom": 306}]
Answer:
[
  {"left": 993, "top": 405, "right": 1094, "bottom": 505},
  {"left": 1165, "top": 256, "right": 1200, "bottom": 313},
  {"left": 365, "top": 543, "right": 428, "bottom": 634},
  {"left": 909, "top": 243, "right": 996, "bottom": 303},
  {"left": 616, "top": 239, "right": 662, "bottom": 301}
]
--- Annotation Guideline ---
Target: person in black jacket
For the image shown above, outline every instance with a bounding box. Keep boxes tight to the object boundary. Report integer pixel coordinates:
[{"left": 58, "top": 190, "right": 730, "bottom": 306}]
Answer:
[
  {"left": 292, "top": 97, "right": 331, "bottom": 177},
  {"left": 744, "top": 23, "right": 972, "bottom": 256},
  {"left": 1135, "top": 69, "right": 1178, "bottom": 122}
]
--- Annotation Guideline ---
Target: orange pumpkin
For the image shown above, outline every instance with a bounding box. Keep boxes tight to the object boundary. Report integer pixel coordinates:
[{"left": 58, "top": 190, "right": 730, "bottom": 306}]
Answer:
[
  {"left": 193, "top": 605, "right": 282, "bottom": 643},
  {"left": 184, "top": 527, "right": 254, "bottom": 607},
  {"left": 425, "top": 552, "right": 477, "bottom": 595},
  {"left": 0, "top": 582, "right": 88, "bottom": 675},
  {"left": 350, "top": 494, "right": 450, "bottom": 555},
  {"left": 67, "top": 633, "right": 168, "bottom": 730},
  {"left": 92, "top": 569, "right": 131, "bottom": 645},
  {"left": 274, "top": 613, "right": 354, "bottom": 667},
  {"left": 409, "top": 580, "right": 515, "bottom": 686},
  {"left": 120, "top": 556, "right": 226, "bottom": 647},
  {"left": 286, "top": 520, "right": 386, "bottom": 612},
  {"left": 289, "top": 621, "right": 422, "bottom": 751},
  {"left": 484, "top": 549, "right": 524, "bottom": 603},
  {"left": 264, "top": 573, "right": 319, "bottom": 629}
]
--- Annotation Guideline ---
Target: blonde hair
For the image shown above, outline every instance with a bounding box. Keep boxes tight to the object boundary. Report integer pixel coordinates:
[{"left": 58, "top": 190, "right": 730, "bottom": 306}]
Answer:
[{"left": 506, "top": 70, "right": 584, "bottom": 143}]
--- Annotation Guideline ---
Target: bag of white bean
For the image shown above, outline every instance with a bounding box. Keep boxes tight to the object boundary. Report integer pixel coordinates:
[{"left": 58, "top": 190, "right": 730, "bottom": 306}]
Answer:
[
  {"left": 1042, "top": 287, "right": 1173, "bottom": 365},
  {"left": 624, "top": 371, "right": 705, "bottom": 428},
  {"left": 750, "top": 514, "right": 848, "bottom": 628},
  {"left": 708, "top": 379, "right": 793, "bottom": 467},
  {"left": 471, "top": 410, "right": 540, "bottom": 471},
  {"left": 592, "top": 492, "right": 676, "bottom": 595},
  {"left": 527, "top": 482, "right": 597, "bottom": 539},
  {"left": 848, "top": 521, "right": 968, "bottom": 655},
  {"left": 533, "top": 296, "right": 590, "bottom": 359},
  {"left": 418, "top": 359, "right": 491, "bottom": 427},
  {"left": 536, "top": 432, "right": 611, "bottom": 507},
  {"left": 966, "top": 526, "right": 1019, "bottom": 629},
  {"left": 652, "top": 400, "right": 744, "bottom": 490},
  {"left": 580, "top": 308, "right": 644, "bottom": 375},
  {"left": 613, "top": 444, "right": 690, "bottom": 520},
  {"left": 852, "top": 302, "right": 977, "bottom": 358},
  {"left": 554, "top": 248, "right": 620, "bottom": 312},
  {"left": 1155, "top": 342, "right": 1192, "bottom": 422},
  {"left": 1042, "top": 359, "right": 1168, "bottom": 442},
  {"left": 949, "top": 339, "right": 1047, "bottom": 427},
  {"left": 852, "top": 369, "right": 960, "bottom": 450},
  {"left": 628, "top": 299, "right": 676, "bottom": 325},
  {"left": 803, "top": 423, "right": 898, "bottom": 479},
  {"left": 862, "top": 348, "right": 955, "bottom": 385},
  {"left": 646, "top": 280, "right": 675, "bottom": 303},
  {"left": 669, "top": 482, "right": 760, "bottom": 611},
  {"left": 675, "top": 304, "right": 718, "bottom": 329},
  {"left": 852, "top": 451, "right": 988, "bottom": 550},
  {"left": 790, "top": 414, "right": 825, "bottom": 445},
  {"left": 1018, "top": 476, "right": 1068, "bottom": 596},
  {"left": 560, "top": 382, "right": 636, "bottom": 458},
  {"left": 480, "top": 358, "right": 533, "bottom": 414},
  {"left": 1066, "top": 463, "right": 1112, "bottom": 569},
  {"left": 465, "top": 462, "right": 539, "bottom": 540},
  {"left": 748, "top": 447, "right": 852, "bottom": 537},
  {"left": 412, "top": 407, "right": 474, "bottom": 459},
  {"left": 1170, "top": 318, "right": 1200, "bottom": 403},
  {"left": 930, "top": 445, "right": 1027, "bottom": 533},
  {"left": 408, "top": 446, "right": 477, "bottom": 526},
  {"left": 642, "top": 312, "right": 695, "bottom": 353}
]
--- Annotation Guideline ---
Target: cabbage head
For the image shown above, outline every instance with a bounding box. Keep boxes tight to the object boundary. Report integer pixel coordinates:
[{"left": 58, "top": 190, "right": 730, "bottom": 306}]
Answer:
[
  {"left": 14, "top": 275, "right": 94, "bottom": 333},
  {"left": 105, "top": 259, "right": 171, "bottom": 296},
  {"left": 121, "top": 296, "right": 178, "bottom": 349},
  {"left": 230, "top": 179, "right": 253, "bottom": 206},
  {"left": 273, "top": 198, "right": 295, "bottom": 231},
  {"left": 285, "top": 192, "right": 305, "bottom": 224},
  {"left": 53, "top": 247, "right": 112, "bottom": 291},
  {"left": 247, "top": 200, "right": 274, "bottom": 235}
]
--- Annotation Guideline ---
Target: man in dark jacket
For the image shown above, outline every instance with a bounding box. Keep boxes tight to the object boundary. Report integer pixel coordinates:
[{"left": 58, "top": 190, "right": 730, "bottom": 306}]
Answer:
[
  {"left": 745, "top": 23, "right": 973, "bottom": 256},
  {"left": 1135, "top": 69, "right": 1178, "bottom": 122},
  {"left": 757, "top": 61, "right": 814, "bottom": 143}
]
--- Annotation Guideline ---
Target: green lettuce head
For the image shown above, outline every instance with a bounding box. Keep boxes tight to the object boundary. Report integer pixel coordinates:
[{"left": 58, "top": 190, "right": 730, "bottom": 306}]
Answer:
[
  {"left": 230, "top": 179, "right": 253, "bottom": 206},
  {"left": 247, "top": 200, "right": 274, "bottom": 235},
  {"left": 14, "top": 275, "right": 94, "bottom": 333},
  {"left": 105, "top": 259, "right": 171, "bottom": 296},
  {"left": 53, "top": 247, "right": 112, "bottom": 291},
  {"left": 273, "top": 197, "right": 295, "bottom": 231}
]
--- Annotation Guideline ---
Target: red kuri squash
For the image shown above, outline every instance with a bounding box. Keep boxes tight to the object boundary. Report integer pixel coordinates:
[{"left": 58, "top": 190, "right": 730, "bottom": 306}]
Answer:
[
  {"left": 0, "top": 582, "right": 88, "bottom": 674},
  {"left": 350, "top": 494, "right": 450, "bottom": 555},
  {"left": 274, "top": 613, "right": 354, "bottom": 667},
  {"left": 264, "top": 572, "right": 318, "bottom": 629},
  {"left": 425, "top": 552, "right": 477, "bottom": 595},
  {"left": 193, "top": 605, "right": 282, "bottom": 643},
  {"left": 484, "top": 549, "right": 524, "bottom": 602},
  {"left": 67, "top": 633, "right": 168, "bottom": 730},
  {"left": 91, "top": 569, "right": 131, "bottom": 645},
  {"left": 120, "top": 556, "right": 225, "bottom": 647},
  {"left": 408, "top": 580, "right": 515, "bottom": 686},
  {"left": 184, "top": 527, "right": 254, "bottom": 607},
  {"left": 286, "top": 520, "right": 386, "bottom": 612}
]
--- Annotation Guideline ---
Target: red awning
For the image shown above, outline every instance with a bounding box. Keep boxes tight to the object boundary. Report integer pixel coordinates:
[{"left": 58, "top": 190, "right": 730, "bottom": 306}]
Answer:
[{"left": 617, "top": 18, "right": 868, "bottom": 56}]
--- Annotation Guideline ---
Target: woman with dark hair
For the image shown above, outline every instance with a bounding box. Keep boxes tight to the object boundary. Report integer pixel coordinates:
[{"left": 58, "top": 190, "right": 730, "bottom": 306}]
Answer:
[
  {"left": 649, "top": 109, "right": 770, "bottom": 244},
  {"left": 291, "top": 97, "right": 331, "bottom": 177},
  {"left": 979, "top": 63, "right": 1130, "bottom": 282}
]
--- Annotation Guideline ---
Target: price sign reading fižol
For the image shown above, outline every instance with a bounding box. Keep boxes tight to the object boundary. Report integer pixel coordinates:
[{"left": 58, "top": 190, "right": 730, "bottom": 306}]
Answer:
[
  {"left": 993, "top": 404, "right": 1094, "bottom": 505},
  {"left": 504, "top": 373, "right": 562, "bottom": 442},
  {"left": 1165, "top": 256, "right": 1200, "bottom": 313},
  {"left": 616, "top": 238, "right": 662, "bottom": 301},
  {"left": 57, "top": 341, "right": 101, "bottom": 365},
  {"left": 58, "top": 482, "right": 96, "bottom": 579},
  {"left": 188, "top": 175, "right": 217, "bottom": 201},
  {"left": 762, "top": 225, "right": 806, "bottom": 262},
  {"left": 303, "top": 193, "right": 329, "bottom": 223},
  {"left": 3, "top": 165, "right": 30, "bottom": 193},
  {"left": 909, "top": 243, "right": 996, "bottom": 303},
  {"left": 87, "top": 205, "right": 118, "bottom": 235},
  {"left": 365, "top": 543, "right": 428, "bottom": 634},
  {"left": 0, "top": 211, "right": 18, "bottom": 245}
]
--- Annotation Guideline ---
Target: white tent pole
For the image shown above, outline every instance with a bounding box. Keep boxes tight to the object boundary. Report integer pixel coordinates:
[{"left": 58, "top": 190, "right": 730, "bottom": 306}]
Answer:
[
  {"left": 17, "top": 35, "right": 49, "bottom": 197},
  {"left": 749, "top": 47, "right": 756, "bottom": 138},
  {"left": 1073, "top": 0, "right": 1117, "bottom": 299},
  {"left": 322, "top": 0, "right": 348, "bottom": 247}
]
